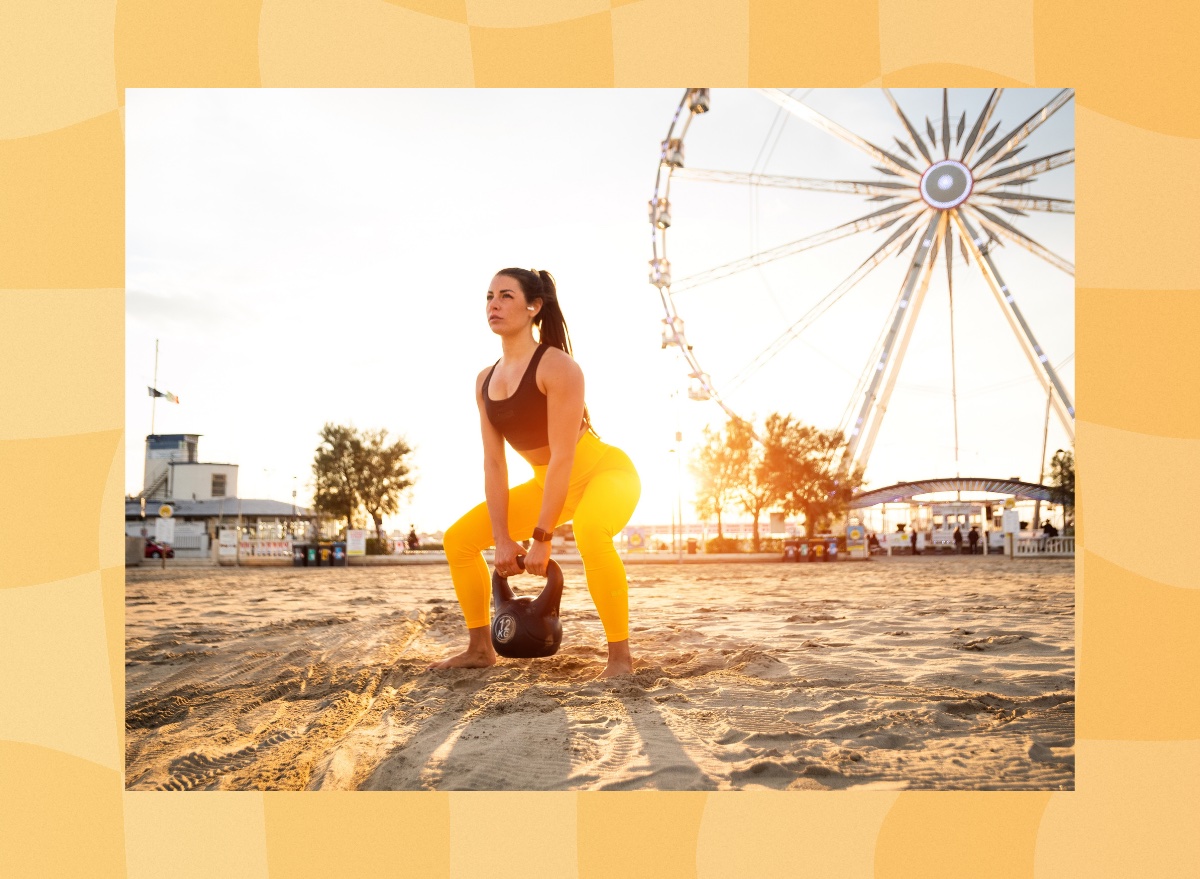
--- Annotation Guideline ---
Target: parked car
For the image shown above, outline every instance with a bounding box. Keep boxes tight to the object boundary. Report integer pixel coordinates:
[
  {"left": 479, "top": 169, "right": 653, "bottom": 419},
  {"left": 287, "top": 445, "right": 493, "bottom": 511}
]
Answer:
[{"left": 144, "top": 540, "right": 175, "bottom": 559}]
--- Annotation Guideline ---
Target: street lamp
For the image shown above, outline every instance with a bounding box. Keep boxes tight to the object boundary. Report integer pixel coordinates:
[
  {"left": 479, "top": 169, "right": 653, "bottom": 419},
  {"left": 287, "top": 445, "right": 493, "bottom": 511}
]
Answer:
[{"left": 675, "top": 430, "right": 683, "bottom": 558}]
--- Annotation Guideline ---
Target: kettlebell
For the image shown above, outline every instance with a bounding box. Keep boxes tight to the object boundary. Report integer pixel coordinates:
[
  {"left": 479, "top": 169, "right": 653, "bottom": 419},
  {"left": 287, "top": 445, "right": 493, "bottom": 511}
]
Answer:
[{"left": 490, "top": 556, "right": 565, "bottom": 658}]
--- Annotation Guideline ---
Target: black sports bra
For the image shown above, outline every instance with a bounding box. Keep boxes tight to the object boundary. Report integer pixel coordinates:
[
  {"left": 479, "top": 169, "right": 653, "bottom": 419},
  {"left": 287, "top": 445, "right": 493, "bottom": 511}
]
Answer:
[{"left": 483, "top": 345, "right": 551, "bottom": 451}]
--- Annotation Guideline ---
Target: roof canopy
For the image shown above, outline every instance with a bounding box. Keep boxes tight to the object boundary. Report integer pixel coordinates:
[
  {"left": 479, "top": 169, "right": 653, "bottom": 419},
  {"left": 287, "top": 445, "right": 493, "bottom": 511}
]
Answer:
[
  {"left": 124, "top": 498, "right": 313, "bottom": 519},
  {"left": 850, "top": 477, "right": 1056, "bottom": 508}
]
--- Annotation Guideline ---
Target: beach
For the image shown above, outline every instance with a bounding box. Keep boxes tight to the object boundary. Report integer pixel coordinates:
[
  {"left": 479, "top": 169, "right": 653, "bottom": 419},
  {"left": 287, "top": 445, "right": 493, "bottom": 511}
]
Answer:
[{"left": 125, "top": 555, "right": 1074, "bottom": 791}]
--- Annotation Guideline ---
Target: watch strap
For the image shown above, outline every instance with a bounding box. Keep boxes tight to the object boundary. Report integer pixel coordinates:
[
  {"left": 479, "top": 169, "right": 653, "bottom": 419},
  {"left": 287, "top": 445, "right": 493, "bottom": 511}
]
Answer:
[{"left": 532, "top": 527, "right": 552, "bottom": 543}]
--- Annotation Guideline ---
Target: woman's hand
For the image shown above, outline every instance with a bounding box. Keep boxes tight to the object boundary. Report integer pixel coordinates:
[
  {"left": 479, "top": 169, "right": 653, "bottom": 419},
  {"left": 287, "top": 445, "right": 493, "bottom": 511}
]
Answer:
[
  {"left": 493, "top": 537, "right": 526, "bottom": 578},
  {"left": 524, "top": 539, "right": 552, "bottom": 577}
]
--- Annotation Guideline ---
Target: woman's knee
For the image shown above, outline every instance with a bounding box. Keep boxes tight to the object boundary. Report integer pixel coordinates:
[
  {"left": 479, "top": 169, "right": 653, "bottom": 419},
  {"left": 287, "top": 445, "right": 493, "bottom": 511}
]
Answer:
[
  {"left": 443, "top": 509, "right": 488, "bottom": 558},
  {"left": 573, "top": 517, "right": 618, "bottom": 557}
]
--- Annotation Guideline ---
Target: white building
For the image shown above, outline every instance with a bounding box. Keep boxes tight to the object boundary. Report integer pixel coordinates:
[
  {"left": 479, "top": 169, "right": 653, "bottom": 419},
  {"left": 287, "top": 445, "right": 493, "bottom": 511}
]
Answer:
[
  {"left": 127, "top": 433, "right": 314, "bottom": 559},
  {"left": 141, "top": 433, "right": 238, "bottom": 501}
]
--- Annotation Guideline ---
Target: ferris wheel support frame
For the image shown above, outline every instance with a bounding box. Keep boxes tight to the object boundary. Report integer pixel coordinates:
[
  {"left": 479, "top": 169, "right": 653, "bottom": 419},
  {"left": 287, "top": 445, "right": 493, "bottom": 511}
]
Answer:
[
  {"left": 952, "top": 210, "right": 1076, "bottom": 439},
  {"left": 840, "top": 212, "right": 943, "bottom": 474}
]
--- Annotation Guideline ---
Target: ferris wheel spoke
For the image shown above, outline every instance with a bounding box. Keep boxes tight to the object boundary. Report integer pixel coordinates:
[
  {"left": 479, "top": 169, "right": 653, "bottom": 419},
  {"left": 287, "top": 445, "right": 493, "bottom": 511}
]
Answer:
[
  {"left": 673, "top": 167, "right": 916, "bottom": 197},
  {"left": 941, "top": 89, "right": 951, "bottom": 160},
  {"left": 964, "top": 204, "right": 1075, "bottom": 276},
  {"left": 972, "top": 89, "right": 1074, "bottom": 176},
  {"left": 758, "top": 88, "right": 922, "bottom": 181},
  {"left": 671, "top": 200, "right": 923, "bottom": 293},
  {"left": 975, "top": 148, "right": 1075, "bottom": 186},
  {"left": 951, "top": 209, "right": 1075, "bottom": 440},
  {"left": 945, "top": 219, "right": 955, "bottom": 304},
  {"left": 840, "top": 212, "right": 943, "bottom": 472},
  {"left": 974, "top": 191, "right": 1075, "bottom": 214},
  {"left": 959, "top": 89, "right": 1003, "bottom": 164},
  {"left": 726, "top": 210, "right": 932, "bottom": 391},
  {"left": 883, "top": 89, "right": 933, "bottom": 164}
]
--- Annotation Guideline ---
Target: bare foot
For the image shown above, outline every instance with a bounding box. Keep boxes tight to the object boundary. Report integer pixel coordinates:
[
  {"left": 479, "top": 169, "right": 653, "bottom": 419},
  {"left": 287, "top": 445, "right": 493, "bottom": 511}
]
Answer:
[
  {"left": 595, "top": 658, "right": 634, "bottom": 680},
  {"left": 427, "top": 647, "right": 497, "bottom": 670}
]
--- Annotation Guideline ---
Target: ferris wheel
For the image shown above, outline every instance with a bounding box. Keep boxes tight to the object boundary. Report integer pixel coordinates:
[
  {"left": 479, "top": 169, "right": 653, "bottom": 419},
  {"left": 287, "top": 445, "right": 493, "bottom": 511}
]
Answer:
[{"left": 649, "top": 88, "right": 1075, "bottom": 480}]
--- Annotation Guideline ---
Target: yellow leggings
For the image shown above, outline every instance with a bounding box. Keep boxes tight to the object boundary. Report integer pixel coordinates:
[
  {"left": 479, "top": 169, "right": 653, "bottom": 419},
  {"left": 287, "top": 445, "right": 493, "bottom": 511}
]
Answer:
[{"left": 443, "top": 432, "right": 641, "bottom": 642}]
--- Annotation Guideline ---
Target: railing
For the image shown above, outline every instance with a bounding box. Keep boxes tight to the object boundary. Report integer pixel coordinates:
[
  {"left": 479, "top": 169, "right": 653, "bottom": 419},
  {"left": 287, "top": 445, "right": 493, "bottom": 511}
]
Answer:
[
  {"left": 169, "top": 534, "right": 210, "bottom": 557},
  {"left": 1014, "top": 536, "right": 1074, "bottom": 557}
]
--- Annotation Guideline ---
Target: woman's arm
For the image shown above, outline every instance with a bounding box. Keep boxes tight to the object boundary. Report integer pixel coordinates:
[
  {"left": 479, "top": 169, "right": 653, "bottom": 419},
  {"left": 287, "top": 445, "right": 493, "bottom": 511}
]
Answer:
[
  {"left": 477, "top": 369, "right": 524, "bottom": 575},
  {"left": 525, "top": 351, "right": 586, "bottom": 576}
]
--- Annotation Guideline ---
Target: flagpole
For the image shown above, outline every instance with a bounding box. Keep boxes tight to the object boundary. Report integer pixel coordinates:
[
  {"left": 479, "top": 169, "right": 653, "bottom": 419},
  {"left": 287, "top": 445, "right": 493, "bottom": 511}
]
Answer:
[{"left": 151, "top": 338, "right": 159, "bottom": 437}]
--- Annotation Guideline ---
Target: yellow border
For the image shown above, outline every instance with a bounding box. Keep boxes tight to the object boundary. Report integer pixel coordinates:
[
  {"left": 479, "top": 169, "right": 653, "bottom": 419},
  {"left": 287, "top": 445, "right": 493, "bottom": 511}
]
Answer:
[{"left": 3, "top": 1, "right": 1198, "bottom": 876}]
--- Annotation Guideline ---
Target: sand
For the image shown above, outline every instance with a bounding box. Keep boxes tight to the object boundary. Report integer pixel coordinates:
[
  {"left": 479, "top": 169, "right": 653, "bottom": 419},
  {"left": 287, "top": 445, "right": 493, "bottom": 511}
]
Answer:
[{"left": 124, "top": 555, "right": 1074, "bottom": 791}]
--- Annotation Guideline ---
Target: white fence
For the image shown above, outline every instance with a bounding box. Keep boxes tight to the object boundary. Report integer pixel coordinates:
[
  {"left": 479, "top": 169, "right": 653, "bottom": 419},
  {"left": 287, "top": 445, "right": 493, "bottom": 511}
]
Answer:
[{"left": 1014, "top": 536, "right": 1075, "bottom": 558}]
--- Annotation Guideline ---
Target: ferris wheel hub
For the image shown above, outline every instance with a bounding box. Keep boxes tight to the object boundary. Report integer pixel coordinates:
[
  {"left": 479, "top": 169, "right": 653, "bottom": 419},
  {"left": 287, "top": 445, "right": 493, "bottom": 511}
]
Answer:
[{"left": 919, "top": 159, "right": 973, "bottom": 209}]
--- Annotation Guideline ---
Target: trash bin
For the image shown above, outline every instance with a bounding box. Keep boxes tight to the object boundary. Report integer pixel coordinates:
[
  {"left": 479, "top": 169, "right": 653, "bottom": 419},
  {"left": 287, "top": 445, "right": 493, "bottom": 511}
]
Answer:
[
  {"left": 331, "top": 542, "right": 347, "bottom": 566},
  {"left": 687, "top": 538, "right": 698, "bottom": 555},
  {"left": 306, "top": 544, "right": 318, "bottom": 565},
  {"left": 318, "top": 543, "right": 332, "bottom": 566},
  {"left": 783, "top": 543, "right": 797, "bottom": 562},
  {"left": 293, "top": 543, "right": 309, "bottom": 567},
  {"left": 825, "top": 540, "right": 838, "bottom": 562}
]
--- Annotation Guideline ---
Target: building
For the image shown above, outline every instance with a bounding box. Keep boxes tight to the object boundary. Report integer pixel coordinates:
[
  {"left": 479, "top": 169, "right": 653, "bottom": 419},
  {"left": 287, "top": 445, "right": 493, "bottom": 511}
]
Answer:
[{"left": 127, "top": 433, "right": 316, "bottom": 559}]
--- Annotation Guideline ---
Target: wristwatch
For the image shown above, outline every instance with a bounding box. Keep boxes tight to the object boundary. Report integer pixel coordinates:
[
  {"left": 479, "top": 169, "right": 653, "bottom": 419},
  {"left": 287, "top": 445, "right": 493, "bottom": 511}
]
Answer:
[{"left": 531, "top": 526, "right": 553, "bottom": 544}]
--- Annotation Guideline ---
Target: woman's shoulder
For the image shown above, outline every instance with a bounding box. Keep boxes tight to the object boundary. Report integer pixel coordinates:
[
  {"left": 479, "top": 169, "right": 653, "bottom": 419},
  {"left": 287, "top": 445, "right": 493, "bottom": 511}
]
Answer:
[
  {"left": 475, "top": 362, "right": 498, "bottom": 391},
  {"left": 538, "top": 345, "right": 582, "bottom": 376}
]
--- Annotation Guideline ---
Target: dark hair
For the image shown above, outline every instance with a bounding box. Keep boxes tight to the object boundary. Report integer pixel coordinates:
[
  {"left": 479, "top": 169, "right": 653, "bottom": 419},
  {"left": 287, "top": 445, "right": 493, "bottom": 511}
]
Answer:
[
  {"left": 496, "top": 268, "right": 575, "bottom": 355},
  {"left": 496, "top": 267, "right": 596, "bottom": 436}
]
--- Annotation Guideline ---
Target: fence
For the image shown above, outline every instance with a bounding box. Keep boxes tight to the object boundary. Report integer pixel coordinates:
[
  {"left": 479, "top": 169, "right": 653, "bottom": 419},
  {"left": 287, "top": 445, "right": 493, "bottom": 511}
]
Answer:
[
  {"left": 170, "top": 534, "right": 210, "bottom": 558},
  {"left": 1014, "top": 536, "right": 1075, "bottom": 558}
]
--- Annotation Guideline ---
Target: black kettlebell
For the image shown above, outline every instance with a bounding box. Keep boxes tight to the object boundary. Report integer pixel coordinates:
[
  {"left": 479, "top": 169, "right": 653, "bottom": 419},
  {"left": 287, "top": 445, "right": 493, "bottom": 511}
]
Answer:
[{"left": 490, "top": 556, "right": 565, "bottom": 658}]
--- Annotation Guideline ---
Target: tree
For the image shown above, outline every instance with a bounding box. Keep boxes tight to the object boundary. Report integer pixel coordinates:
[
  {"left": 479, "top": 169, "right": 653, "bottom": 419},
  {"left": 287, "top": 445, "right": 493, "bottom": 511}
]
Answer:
[
  {"left": 1049, "top": 447, "right": 1074, "bottom": 530},
  {"left": 759, "top": 412, "right": 865, "bottom": 538},
  {"left": 690, "top": 423, "right": 741, "bottom": 539},
  {"left": 312, "top": 424, "right": 362, "bottom": 533},
  {"left": 727, "top": 418, "right": 774, "bottom": 552},
  {"left": 312, "top": 423, "right": 415, "bottom": 540},
  {"left": 358, "top": 428, "right": 414, "bottom": 545}
]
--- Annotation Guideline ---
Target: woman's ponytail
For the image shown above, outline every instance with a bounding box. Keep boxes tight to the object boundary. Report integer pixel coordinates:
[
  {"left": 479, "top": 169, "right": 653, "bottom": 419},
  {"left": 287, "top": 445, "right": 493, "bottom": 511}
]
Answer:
[{"left": 495, "top": 266, "right": 595, "bottom": 436}]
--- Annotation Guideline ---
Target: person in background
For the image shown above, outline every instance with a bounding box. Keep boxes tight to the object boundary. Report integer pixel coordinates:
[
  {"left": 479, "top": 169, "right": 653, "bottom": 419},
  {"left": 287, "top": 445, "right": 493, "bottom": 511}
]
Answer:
[{"left": 968, "top": 526, "right": 980, "bottom": 554}]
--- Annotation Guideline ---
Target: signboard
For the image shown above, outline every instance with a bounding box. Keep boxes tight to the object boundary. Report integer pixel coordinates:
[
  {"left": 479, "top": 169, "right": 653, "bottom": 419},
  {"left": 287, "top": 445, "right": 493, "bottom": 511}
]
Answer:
[
  {"left": 219, "top": 528, "right": 238, "bottom": 557},
  {"left": 239, "top": 539, "right": 293, "bottom": 558},
  {"left": 846, "top": 524, "right": 867, "bottom": 559},
  {"left": 154, "top": 517, "right": 175, "bottom": 545},
  {"left": 346, "top": 530, "right": 366, "bottom": 556},
  {"left": 1002, "top": 510, "right": 1021, "bottom": 534},
  {"left": 158, "top": 504, "right": 173, "bottom": 518}
]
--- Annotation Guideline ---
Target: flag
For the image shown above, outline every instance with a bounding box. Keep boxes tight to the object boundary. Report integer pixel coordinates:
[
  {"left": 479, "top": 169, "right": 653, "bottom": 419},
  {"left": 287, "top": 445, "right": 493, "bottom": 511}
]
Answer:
[{"left": 148, "top": 386, "right": 180, "bottom": 404}]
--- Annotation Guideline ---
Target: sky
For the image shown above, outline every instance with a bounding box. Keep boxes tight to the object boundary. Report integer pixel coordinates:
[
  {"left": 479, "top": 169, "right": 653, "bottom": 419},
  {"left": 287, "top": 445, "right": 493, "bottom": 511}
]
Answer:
[{"left": 125, "top": 88, "right": 1074, "bottom": 534}]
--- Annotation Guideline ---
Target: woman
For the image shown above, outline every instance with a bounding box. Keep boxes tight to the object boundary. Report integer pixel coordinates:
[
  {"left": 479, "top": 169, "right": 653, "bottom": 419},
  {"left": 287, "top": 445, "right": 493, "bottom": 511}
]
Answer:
[{"left": 429, "top": 268, "right": 642, "bottom": 679}]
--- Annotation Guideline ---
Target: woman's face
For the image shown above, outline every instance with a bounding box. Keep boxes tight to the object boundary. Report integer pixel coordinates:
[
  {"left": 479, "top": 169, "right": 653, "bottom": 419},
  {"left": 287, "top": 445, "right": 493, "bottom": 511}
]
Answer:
[{"left": 486, "top": 274, "right": 539, "bottom": 334}]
